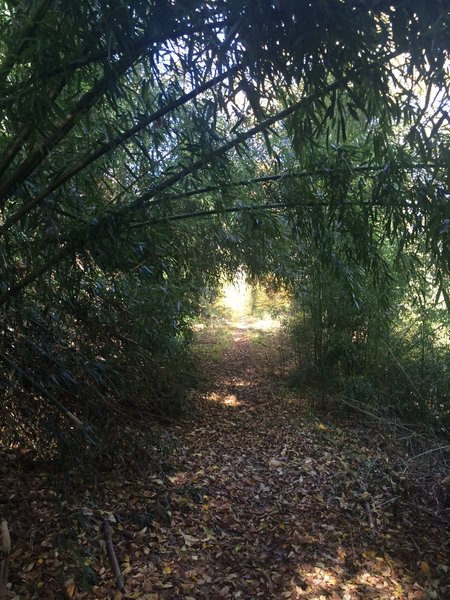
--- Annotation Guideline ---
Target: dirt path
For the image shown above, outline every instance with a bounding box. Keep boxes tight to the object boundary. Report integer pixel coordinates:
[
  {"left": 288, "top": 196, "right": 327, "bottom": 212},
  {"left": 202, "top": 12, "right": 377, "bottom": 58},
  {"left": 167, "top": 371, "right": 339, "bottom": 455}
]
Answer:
[
  {"left": 145, "top": 319, "right": 449, "bottom": 599},
  {"left": 3, "top": 318, "right": 449, "bottom": 599}
]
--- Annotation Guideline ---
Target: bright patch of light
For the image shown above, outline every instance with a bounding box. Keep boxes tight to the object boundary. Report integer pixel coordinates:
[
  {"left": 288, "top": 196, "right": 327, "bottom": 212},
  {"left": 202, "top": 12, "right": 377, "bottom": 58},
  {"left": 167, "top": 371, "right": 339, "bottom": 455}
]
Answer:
[
  {"left": 222, "top": 272, "right": 248, "bottom": 315},
  {"left": 205, "top": 391, "right": 242, "bottom": 407},
  {"left": 237, "top": 316, "right": 280, "bottom": 331},
  {"left": 224, "top": 393, "right": 240, "bottom": 406}
]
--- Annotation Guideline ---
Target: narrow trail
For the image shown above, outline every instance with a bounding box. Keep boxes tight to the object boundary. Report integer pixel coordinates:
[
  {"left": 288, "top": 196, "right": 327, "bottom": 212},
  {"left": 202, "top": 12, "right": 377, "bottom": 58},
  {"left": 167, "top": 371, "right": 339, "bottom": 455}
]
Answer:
[
  {"left": 147, "top": 318, "right": 449, "bottom": 600},
  {"left": 3, "top": 318, "right": 449, "bottom": 599}
]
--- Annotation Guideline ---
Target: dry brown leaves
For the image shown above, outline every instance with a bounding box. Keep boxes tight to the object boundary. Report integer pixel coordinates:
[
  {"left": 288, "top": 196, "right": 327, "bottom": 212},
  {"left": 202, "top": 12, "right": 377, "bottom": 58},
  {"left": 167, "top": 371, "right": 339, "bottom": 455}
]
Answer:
[{"left": 1, "top": 319, "right": 449, "bottom": 599}]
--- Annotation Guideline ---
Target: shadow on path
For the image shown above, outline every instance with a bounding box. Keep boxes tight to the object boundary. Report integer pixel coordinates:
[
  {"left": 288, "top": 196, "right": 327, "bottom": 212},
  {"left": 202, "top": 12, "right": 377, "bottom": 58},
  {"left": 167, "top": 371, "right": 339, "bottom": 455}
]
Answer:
[{"left": 153, "top": 318, "right": 450, "bottom": 599}]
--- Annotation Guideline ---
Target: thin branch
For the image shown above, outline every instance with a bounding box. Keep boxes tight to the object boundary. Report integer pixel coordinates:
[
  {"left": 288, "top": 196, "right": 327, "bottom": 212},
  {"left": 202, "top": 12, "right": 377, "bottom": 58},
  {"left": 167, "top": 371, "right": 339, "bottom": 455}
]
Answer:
[
  {"left": 130, "top": 198, "right": 406, "bottom": 228},
  {"left": 0, "top": 242, "right": 76, "bottom": 304},
  {"left": 0, "top": 66, "right": 242, "bottom": 234},
  {"left": 337, "top": 395, "right": 430, "bottom": 439},
  {"left": 127, "top": 85, "right": 341, "bottom": 212},
  {"left": 30, "top": 19, "right": 229, "bottom": 80},
  {"left": 401, "top": 445, "right": 450, "bottom": 475},
  {"left": 364, "top": 500, "right": 376, "bottom": 538},
  {"left": 126, "top": 51, "right": 402, "bottom": 213},
  {"left": 131, "top": 202, "right": 310, "bottom": 227},
  {"left": 0, "top": 76, "right": 66, "bottom": 179},
  {"left": 402, "top": 501, "right": 449, "bottom": 524},
  {"left": 0, "top": 520, "right": 11, "bottom": 600},
  {"left": 103, "top": 519, "right": 125, "bottom": 591},
  {"left": 0, "top": 18, "right": 229, "bottom": 110},
  {"left": 381, "top": 338, "right": 425, "bottom": 403},
  {"left": 146, "top": 162, "right": 441, "bottom": 205}
]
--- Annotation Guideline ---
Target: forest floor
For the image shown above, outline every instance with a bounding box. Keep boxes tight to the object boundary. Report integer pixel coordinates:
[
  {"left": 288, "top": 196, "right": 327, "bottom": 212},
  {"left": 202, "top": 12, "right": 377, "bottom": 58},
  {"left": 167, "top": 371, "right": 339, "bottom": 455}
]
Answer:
[{"left": 2, "top": 316, "right": 450, "bottom": 599}]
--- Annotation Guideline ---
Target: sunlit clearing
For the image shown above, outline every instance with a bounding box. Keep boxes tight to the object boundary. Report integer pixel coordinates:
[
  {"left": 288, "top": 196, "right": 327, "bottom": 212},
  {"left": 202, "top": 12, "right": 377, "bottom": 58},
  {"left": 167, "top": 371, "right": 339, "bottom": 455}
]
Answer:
[{"left": 222, "top": 273, "right": 248, "bottom": 315}]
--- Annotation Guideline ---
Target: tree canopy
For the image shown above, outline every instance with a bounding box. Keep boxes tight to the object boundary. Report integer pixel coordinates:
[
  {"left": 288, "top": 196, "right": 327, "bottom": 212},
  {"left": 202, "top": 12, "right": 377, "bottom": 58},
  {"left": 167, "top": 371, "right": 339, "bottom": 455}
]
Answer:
[{"left": 0, "top": 0, "right": 449, "bottom": 441}]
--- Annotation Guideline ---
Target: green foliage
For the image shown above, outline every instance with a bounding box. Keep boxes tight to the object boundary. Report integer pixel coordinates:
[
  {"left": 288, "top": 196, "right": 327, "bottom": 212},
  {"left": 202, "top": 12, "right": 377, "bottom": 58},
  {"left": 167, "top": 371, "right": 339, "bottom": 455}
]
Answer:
[
  {"left": 285, "top": 250, "right": 450, "bottom": 428},
  {"left": 0, "top": 1, "right": 449, "bottom": 454}
]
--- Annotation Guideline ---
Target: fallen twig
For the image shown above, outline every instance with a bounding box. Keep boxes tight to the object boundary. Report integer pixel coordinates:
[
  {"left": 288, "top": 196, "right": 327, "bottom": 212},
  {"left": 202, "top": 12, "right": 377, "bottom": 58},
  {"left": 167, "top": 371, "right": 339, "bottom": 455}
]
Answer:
[
  {"left": 364, "top": 501, "right": 377, "bottom": 538},
  {"left": 402, "top": 501, "right": 449, "bottom": 525},
  {"left": 374, "top": 495, "right": 401, "bottom": 509},
  {"left": 401, "top": 445, "right": 450, "bottom": 475},
  {"left": 103, "top": 518, "right": 124, "bottom": 591},
  {"left": 140, "top": 448, "right": 175, "bottom": 487},
  {"left": 0, "top": 520, "right": 11, "bottom": 600}
]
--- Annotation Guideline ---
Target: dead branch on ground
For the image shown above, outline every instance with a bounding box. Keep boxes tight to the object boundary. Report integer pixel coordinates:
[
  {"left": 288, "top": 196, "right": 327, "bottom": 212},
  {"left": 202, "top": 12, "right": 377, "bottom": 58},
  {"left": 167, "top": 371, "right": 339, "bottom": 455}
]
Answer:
[{"left": 103, "top": 518, "right": 125, "bottom": 591}]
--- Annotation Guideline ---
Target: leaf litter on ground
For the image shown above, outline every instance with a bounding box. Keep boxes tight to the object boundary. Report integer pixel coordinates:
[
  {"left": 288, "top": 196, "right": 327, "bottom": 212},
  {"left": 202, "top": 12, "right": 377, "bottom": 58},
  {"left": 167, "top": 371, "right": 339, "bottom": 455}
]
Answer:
[{"left": 1, "top": 317, "right": 449, "bottom": 599}]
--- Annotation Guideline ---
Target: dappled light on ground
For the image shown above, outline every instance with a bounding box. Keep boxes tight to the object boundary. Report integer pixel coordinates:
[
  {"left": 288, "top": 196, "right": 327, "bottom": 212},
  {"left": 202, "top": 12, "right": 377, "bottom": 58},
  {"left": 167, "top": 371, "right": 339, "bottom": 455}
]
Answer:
[
  {"left": 220, "top": 377, "right": 254, "bottom": 388},
  {"left": 234, "top": 315, "right": 280, "bottom": 331},
  {"left": 293, "top": 556, "right": 411, "bottom": 598},
  {"left": 165, "top": 320, "right": 448, "bottom": 599},
  {"left": 3, "top": 318, "right": 448, "bottom": 598},
  {"left": 204, "top": 390, "right": 242, "bottom": 407}
]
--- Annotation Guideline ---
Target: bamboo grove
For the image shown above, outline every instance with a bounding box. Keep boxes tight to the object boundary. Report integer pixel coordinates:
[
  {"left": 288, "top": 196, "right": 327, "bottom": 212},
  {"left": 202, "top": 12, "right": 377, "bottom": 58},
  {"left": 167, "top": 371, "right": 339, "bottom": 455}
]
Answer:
[{"left": 0, "top": 1, "right": 449, "bottom": 456}]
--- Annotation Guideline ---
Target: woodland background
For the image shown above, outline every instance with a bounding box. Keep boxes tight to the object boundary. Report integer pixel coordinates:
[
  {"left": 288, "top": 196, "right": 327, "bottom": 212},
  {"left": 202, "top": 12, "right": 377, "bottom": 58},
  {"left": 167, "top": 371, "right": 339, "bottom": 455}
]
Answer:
[
  {"left": 0, "top": 0, "right": 449, "bottom": 514},
  {"left": 1, "top": 1, "right": 450, "bottom": 597},
  {"left": 0, "top": 0, "right": 450, "bottom": 452}
]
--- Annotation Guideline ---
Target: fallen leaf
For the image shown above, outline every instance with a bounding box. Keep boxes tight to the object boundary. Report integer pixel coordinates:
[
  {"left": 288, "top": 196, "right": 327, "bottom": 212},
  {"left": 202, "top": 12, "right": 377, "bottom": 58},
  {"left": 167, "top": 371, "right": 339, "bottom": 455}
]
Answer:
[
  {"left": 420, "top": 561, "right": 430, "bottom": 575},
  {"left": 65, "top": 581, "right": 76, "bottom": 598}
]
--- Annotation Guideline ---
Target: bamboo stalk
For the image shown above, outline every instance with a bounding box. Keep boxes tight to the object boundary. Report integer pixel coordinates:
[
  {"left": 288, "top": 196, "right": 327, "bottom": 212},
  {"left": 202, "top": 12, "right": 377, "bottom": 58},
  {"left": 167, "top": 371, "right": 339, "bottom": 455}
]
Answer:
[{"left": 0, "top": 520, "right": 11, "bottom": 600}]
